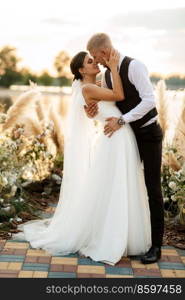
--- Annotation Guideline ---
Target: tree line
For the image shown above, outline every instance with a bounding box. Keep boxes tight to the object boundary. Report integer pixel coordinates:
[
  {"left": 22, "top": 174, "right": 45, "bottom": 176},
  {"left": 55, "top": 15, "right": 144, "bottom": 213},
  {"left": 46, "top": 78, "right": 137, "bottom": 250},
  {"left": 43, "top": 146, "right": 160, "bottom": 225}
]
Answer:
[
  {"left": 0, "top": 45, "right": 185, "bottom": 88},
  {"left": 0, "top": 46, "right": 72, "bottom": 88},
  {"left": 150, "top": 74, "right": 185, "bottom": 89}
]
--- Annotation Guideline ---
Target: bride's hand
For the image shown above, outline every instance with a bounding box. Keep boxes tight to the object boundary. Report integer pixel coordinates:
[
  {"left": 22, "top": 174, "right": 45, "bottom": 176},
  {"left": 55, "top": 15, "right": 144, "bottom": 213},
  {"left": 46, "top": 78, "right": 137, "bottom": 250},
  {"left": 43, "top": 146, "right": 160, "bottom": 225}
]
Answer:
[
  {"left": 96, "top": 80, "right": 101, "bottom": 87},
  {"left": 104, "top": 48, "right": 120, "bottom": 70},
  {"left": 84, "top": 101, "right": 98, "bottom": 118}
]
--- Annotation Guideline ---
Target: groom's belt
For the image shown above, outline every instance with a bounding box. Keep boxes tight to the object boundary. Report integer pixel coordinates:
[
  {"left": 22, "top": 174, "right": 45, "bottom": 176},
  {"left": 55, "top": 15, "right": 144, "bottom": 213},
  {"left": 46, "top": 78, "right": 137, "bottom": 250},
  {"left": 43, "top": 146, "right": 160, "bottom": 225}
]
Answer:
[{"left": 130, "top": 107, "right": 158, "bottom": 130}]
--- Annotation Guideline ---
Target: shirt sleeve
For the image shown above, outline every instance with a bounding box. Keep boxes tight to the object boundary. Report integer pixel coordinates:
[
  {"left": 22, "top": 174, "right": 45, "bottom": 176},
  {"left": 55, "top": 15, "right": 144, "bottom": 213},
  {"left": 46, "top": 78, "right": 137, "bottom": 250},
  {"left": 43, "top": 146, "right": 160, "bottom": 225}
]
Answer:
[{"left": 122, "top": 60, "right": 156, "bottom": 123}]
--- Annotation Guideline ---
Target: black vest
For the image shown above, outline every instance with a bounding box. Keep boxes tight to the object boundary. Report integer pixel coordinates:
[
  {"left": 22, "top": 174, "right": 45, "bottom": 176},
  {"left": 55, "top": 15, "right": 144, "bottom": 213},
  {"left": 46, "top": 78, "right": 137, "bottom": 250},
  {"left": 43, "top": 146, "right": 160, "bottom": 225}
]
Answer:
[{"left": 105, "top": 56, "right": 157, "bottom": 130}]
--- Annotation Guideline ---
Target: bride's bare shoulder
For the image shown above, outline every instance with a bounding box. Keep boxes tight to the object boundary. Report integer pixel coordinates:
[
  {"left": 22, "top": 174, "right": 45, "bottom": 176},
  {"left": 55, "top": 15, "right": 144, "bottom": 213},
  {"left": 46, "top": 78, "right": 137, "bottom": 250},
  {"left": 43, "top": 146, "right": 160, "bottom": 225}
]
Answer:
[{"left": 82, "top": 83, "right": 98, "bottom": 96}]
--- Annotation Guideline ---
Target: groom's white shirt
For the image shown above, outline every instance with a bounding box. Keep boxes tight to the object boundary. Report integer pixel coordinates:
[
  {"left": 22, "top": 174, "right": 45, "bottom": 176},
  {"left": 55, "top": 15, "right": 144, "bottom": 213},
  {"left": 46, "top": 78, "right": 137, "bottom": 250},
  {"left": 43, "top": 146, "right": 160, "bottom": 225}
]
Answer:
[{"left": 102, "top": 54, "right": 157, "bottom": 127}]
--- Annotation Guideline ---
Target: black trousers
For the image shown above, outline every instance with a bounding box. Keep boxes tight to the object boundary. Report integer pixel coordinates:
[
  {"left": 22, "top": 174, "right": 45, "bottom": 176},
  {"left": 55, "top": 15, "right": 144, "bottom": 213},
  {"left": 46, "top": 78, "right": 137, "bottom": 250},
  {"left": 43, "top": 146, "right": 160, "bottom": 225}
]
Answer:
[{"left": 133, "top": 121, "right": 164, "bottom": 247}]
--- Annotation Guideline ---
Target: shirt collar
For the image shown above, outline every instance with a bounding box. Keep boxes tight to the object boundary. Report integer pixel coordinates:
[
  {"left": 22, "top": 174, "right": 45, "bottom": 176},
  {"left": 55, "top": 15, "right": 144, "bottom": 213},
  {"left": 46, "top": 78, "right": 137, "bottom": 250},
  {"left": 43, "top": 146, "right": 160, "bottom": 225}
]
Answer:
[{"left": 118, "top": 53, "right": 125, "bottom": 70}]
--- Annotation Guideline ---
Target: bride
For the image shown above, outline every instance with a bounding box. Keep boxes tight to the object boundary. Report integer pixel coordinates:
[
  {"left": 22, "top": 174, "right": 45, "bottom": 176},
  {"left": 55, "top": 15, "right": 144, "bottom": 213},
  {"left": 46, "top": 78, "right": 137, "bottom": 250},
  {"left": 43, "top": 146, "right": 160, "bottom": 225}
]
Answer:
[{"left": 12, "top": 49, "right": 151, "bottom": 266}]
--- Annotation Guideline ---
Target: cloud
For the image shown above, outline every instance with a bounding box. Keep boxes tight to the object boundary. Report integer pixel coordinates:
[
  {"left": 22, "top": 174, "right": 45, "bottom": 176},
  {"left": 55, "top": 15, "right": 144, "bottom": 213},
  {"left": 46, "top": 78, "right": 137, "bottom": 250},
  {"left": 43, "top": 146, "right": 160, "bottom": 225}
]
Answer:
[
  {"left": 42, "top": 17, "right": 80, "bottom": 26},
  {"left": 109, "top": 7, "right": 185, "bottom": 31},
  {"left": 1, "top": 4, "right": 184, "bottom": 74},
  {"left": 153, "top": 29, "right": 185, "bottom": 72},
  {"left": 103, "top": 8, "right": 185, "bottom": 74}
]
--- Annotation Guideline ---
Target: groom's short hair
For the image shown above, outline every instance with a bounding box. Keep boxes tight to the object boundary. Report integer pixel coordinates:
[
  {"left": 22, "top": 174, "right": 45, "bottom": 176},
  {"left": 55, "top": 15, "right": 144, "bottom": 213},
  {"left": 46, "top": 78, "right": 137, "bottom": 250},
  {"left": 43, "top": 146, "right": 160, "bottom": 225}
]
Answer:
[{"left": 87, "top": 33, "right": 112, "bottom": 51}]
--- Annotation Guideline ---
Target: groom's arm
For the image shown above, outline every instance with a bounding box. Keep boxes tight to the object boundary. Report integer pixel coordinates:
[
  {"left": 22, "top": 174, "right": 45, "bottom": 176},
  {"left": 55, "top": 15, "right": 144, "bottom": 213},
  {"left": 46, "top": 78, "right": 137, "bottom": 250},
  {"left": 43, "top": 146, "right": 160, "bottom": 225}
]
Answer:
[
  {"left": 122, "top": 60, "right": 156, "bottom": 123},
  {"left": 104, "top": 61, "right": 156, "bottom": 137}
]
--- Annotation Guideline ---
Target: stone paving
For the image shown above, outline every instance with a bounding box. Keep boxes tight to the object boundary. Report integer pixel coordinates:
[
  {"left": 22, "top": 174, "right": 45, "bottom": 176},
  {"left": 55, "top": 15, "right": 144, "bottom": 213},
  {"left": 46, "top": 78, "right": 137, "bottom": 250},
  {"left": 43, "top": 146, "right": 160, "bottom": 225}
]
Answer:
[{"left": 0, "top": 202, "right": 185, "bottom": 278}]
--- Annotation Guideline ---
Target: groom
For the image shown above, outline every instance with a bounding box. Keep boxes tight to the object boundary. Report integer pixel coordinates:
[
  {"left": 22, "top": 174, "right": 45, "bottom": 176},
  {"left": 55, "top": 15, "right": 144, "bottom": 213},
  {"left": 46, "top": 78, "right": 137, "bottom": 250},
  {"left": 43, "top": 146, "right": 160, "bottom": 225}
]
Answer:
[{"left": 84, "top": 33, "right": 164, "bottom": 264}]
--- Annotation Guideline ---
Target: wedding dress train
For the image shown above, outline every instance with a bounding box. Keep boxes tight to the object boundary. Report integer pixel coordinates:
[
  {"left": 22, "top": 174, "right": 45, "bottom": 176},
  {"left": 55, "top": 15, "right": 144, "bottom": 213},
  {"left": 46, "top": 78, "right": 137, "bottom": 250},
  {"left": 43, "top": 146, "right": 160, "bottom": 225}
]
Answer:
[{"left": 12, "top": 80, "right": 151, "bottom": 265}]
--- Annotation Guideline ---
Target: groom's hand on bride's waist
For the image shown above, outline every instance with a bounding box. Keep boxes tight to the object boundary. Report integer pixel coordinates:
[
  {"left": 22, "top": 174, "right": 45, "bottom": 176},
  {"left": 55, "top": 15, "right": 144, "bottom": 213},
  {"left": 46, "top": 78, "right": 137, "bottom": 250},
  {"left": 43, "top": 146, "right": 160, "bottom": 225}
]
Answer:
[
  {"left": 84, "top": 102, "right": 98, "bottom": 118},
  {"left": 104, "top": 117, "right": 122, "bottom": 138}
]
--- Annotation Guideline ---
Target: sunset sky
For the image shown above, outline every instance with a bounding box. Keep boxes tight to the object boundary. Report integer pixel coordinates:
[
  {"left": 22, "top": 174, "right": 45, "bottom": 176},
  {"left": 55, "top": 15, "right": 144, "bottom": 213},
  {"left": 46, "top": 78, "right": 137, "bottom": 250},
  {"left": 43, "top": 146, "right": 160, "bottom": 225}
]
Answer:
[{"left": 0, "top": 0, "right": 185, "bottom": 75}]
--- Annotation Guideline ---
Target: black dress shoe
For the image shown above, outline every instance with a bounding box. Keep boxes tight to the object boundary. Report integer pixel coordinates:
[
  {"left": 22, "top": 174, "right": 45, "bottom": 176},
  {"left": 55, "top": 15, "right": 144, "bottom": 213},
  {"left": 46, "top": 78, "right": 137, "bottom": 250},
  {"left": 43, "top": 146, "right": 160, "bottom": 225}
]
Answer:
[{"left": 140, "top": 246, "right": 161, "bottom": 264}]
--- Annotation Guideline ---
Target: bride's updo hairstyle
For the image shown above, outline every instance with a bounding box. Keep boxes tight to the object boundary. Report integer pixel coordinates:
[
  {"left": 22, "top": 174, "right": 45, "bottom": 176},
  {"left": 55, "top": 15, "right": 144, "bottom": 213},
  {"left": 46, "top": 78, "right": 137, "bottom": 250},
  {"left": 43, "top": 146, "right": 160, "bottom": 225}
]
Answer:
[{"left": 70, "top": 51, "right": 87, "bottom": 81}]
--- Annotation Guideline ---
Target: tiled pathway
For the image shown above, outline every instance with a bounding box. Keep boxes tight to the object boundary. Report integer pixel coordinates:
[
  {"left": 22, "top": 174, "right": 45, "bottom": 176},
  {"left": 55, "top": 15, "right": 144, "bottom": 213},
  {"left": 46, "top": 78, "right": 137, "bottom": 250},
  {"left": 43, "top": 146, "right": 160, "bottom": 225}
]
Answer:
[{"left": 0, "top": 202, "right": 184, "bottom": 278}]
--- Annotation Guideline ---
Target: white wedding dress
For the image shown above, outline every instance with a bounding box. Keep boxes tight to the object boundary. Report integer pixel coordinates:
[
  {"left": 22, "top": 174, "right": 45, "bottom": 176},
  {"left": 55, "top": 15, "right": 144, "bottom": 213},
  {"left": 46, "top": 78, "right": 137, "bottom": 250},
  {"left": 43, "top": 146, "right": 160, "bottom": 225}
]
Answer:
[{"left": 12, "top": 80, "right": 152, "bottom": 265}]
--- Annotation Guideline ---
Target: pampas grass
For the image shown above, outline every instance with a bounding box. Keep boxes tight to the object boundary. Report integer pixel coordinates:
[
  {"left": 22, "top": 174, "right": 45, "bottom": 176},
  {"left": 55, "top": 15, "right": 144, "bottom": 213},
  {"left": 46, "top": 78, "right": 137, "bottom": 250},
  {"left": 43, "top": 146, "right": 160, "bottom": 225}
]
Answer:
[
  {"left": 35, "top": 96, "right": 59, "bottom": 157},
  {"left": 35, "top": 100, "right": 45, "bottom": 122},
  {"left": 156, "top": 80, "right": 169, "bottom": 137},
  {"left": 26, "top": 118, "right": 43, "bottom": 136},
  {"left": 2, "top": 101, "right": 65, "bottom": 156},
  {"left": 163, "top": 150, "right": 182, "bottom": 171},
  {"left": 1, "top": 87, "right": 62, "bottom": 157},
  {"left": 2, "top": 89, "right": 40, "bottom": 130},
  {"left": 49, "top": 106, "right": 64, "bottom": 153},
  {"left": 0, "top": 103, "right": 5, "bottom": 113},
  {"left": 172, "top": 94, "right": 185, "bottom": 159}
]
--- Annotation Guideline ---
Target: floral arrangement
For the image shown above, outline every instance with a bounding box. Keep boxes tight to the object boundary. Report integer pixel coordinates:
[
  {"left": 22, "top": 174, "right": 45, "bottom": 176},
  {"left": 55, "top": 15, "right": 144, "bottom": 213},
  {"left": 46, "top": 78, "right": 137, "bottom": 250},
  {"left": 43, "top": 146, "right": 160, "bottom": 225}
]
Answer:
[
  {"left": 155, "top": 80, "right": 185, "bottom": 227},
  {"left": 0, "top": 122, "right": 63, "bottom": 236},
  {"left": 162, "top": 146, "right": 185, "bottom": 225}
]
